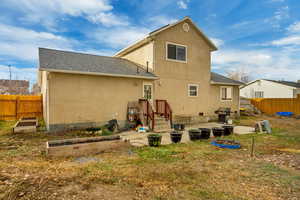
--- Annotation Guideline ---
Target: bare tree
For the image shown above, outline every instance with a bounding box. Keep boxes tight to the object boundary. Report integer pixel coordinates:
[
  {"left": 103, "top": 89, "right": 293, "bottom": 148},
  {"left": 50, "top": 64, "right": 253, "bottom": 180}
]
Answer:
[{"left": 227, "top": 68, "right": 252, "bottom": 83}]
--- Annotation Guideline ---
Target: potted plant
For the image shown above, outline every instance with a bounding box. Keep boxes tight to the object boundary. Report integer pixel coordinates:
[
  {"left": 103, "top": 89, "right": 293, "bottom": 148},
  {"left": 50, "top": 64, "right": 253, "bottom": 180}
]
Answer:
[
  {"left": 188, "top": 129, "right": 201, "bottom": 141},
  {"left": 147, "top": 134, "right": 162, "bottom": 147},
  {"left": 222, "top": 125, "right": 234, "bottom": 136},
  {"left": 199, "top": 128, "right": 211, "bottom": 139},
  {"left": 212, "top": 127, "right": 224, "bottom": 137},
  {"left": 170, "top": 131, "right": 182, "bottom": 143}
]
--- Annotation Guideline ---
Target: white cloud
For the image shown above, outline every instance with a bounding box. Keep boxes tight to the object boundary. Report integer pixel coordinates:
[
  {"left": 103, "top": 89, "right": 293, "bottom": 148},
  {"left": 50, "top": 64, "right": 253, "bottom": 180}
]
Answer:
[
  {"left": 177, "top": 0, "right": 188, "bottom": 9},
  {"left": 264, "top": 6, "right": 289, "bottom": 29},
  {"left": 212, "top": 48, "right": 300, "bottom": 81},
  {"left": 0, "top": 65, "right": 37, "bottom": 84},
  {"left": 147, "top": 16, "right": 178, "bottom": 27},
  {"left": 0, "top": 23, "right": 73, "bottom": 61},
  {"left": 272, "top": 35, "right": 300, "bottom": 46},
  {"left": 270, "top": 21, "right": 300, "bottom": 46},
  {"left": 87, "top": 12, "right": 129, "bottom": 27},
  {"left": 91, "top": 27, "right": 150, "bottom": 49},
  {"left": 81, "top": 49, "right": 115, "bottom": 57},
  {"left": 211, "top": 38, "right": 224, "bottom": 47},
  {"left": 287, "top": 22, "right": 300, "bottom": 33},
  {"left": 2, "top": 0, "right": 126, "bottom": 28}
]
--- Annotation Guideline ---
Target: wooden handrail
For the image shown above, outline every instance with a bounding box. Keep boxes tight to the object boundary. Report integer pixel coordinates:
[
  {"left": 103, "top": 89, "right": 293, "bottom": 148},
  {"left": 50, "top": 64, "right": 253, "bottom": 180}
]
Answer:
[
  {"left": 155, "top": 99, "right": 173, "bottom": 126},
  {"left": 139, "top": 99, "right": 155, "bottom": 130}
]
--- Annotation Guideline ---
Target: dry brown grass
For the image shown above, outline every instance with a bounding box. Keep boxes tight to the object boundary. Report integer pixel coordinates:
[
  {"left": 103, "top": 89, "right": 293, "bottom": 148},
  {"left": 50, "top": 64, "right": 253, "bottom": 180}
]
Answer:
[{"left": 0, "top": 116, "right": 300, "bottom": 200}]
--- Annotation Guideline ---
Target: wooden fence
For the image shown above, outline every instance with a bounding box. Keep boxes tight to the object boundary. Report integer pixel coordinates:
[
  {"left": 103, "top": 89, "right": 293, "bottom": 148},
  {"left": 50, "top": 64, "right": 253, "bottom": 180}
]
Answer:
[
  {"left": 0, "top": 95, "right": 43, "bottom": 120},
  {"left": 251, "top": 95, "right": 300, "bottom": 115}
]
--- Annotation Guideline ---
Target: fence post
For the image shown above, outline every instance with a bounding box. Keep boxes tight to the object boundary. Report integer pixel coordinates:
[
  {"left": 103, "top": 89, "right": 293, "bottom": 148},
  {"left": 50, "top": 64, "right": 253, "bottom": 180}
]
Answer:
[{"left": 15, "top": 96, "right": 18, "bottom": 120}]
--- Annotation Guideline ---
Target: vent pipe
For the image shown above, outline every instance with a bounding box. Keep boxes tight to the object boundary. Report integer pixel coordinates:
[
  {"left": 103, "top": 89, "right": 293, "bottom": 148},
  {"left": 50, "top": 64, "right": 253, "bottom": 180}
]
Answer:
[{"left": 146, "top": 61, "right": 149, "bottom": 73}]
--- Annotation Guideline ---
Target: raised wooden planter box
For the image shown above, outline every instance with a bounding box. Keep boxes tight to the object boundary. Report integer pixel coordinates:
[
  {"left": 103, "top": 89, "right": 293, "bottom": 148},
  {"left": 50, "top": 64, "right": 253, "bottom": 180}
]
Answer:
[
  {"left": 20, "top": 117, "right": 38, "bottom": 123},
  {"left": 13, "top": 118, "right": 38, "bottom": 133},
  {"left": 46, "top": 135, "right": 129, "bottom": 157}
]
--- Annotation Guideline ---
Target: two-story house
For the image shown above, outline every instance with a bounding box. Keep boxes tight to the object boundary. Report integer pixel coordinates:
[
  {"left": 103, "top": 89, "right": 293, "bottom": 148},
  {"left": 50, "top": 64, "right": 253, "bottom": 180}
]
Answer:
[{"left": 38, "top": 17, "right": 242, "bottom": 131}]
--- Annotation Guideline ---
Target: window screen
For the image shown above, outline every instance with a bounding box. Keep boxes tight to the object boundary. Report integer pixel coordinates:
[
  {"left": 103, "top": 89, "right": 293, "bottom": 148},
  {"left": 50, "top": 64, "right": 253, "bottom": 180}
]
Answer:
[
  {"left": 221, "top": 87, "right": 232, "bottom": 100},
  {"left": 167, "top": 43, "right": 186, "bottom": 61},
  {"left": 189, "top": 85, "right": 198, "bottom": 97}
]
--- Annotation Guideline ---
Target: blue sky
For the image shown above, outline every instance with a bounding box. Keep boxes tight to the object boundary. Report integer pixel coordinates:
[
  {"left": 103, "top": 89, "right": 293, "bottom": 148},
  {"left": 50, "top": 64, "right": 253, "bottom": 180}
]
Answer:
[{"left": 0, "top": 0, "right": 300, "bottom": 85}]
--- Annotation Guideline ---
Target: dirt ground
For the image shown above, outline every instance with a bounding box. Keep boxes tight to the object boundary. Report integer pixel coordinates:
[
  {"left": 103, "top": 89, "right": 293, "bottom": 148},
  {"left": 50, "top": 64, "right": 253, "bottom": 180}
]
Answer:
[{"left": 0, "top": 116, "right": 300, "bottom": 200}]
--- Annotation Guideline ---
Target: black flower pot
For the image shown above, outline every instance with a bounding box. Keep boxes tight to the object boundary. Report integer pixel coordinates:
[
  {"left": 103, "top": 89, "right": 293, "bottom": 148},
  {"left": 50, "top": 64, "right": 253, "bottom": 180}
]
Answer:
[
  {"left": 222, "top": 125, "right": 234, "bottom": 136},
  {"left": 174, "top": 124, "right": 185, "bottom": 131},
  {"left": 188, "top": 129, "right": 202, "bottom": 141},
  {"left": 147, "top": 134, "right": 162, "bottom": 147},
  {"left": 199, "top": 128, "right": 211, "bottom": 139},
  {"left": 212, "top": 127, "right": 224, "bottom": 137},
  {"left": 170, "top": 131, "right": 182, "bottom": 143}
]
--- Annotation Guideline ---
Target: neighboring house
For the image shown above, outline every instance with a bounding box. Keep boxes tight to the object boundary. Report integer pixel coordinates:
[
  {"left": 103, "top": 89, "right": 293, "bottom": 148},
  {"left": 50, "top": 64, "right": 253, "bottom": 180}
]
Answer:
[
  {"left": 0, "top": 79, "right": 29, "bottom": 95},
  {"left": 31, "top": 83, "right": 41, "bottom": 95},
  {"left": 240, "top": 79, "right": 300, "bottom": 98},
  {"left": 38, "top": 17, "right": 243, "bottom": 131}
]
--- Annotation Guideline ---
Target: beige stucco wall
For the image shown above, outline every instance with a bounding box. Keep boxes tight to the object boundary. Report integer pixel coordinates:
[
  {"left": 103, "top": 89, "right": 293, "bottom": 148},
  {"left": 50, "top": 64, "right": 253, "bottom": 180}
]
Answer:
[
  {"left": 153, "top": 20, "right": 215, "bottom": 116},
  {"left": 46, "top": 72, "right": 149, "bottom": 130},
  {"left": 121, "top": 41, "right": 154, "bottom": 71},
  {"left": 39, "top": 71, "right": 49, "bottom": 128},
  {"left": 119, "top": 19, "right": 240, "bottom": 116},
  {"left": 209, "top": 85, "right": 240, "bottom": 114}
]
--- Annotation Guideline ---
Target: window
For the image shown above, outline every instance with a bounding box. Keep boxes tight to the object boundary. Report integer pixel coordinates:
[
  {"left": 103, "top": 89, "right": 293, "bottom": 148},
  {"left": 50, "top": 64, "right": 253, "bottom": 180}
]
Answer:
[
  {"left": 254, "top": 91, "right": 264, "bottom": 98},
  {"left": 188, "top": 84, "right": 198, "bottom": 97},
  {"left": 143, "top": 84, "right": 153, "bottom": 100},
  {"left": 221, "top": 87, "right": 232, "bottom": 101},
  {"left": 167, "top": 43, "right": 187, "bottom": 62}
]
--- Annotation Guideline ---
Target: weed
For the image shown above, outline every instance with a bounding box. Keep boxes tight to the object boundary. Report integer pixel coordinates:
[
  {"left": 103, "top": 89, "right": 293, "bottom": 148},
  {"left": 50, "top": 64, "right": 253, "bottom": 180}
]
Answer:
[{"left": 135, "top": 145, "right": 183, "bottom": 163}]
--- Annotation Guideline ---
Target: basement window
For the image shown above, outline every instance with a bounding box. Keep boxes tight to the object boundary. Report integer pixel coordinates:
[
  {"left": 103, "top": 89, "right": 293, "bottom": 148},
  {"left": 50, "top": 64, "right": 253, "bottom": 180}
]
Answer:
[
  {"left": 221, "top": 87, "right": 232, "bottom": 101},
  {"left": 167, "top": 42, "right": 187, "bottom": 62},
  {"left": 188, "top": 84, "right": 198, "bottom": 97}
]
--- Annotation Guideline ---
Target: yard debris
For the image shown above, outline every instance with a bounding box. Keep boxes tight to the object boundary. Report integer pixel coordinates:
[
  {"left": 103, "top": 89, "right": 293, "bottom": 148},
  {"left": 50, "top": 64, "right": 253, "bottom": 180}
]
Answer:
[
  {"left": 73, "top": 156, "right": 101, "bottom": 164},
  {"left": 234, "top": 126, "right": 255, "bottom": 135},
  {"left": 255, "top": 120, "right": 272, "bottom": 134}
]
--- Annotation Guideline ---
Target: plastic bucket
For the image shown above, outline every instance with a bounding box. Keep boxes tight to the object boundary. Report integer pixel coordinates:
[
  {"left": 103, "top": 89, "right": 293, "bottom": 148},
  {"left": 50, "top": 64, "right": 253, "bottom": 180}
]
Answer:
[
  {"left": 199, "top": 128, "right": 211, "bottom": 139},
  {"left": 147, "top": 134, "right": 162, "bottom": 147},
  {"left": 222, "top": 125, "right": 234, "bottom": 136},
  {"left": 212, "top": 127, "right": 224, "bottom": 137},
  {"left": 188, "top": 129, "right": 202, "bottom": 141},
  {"left": 170, "top": 131, "right": 182, "bottom": 143}
]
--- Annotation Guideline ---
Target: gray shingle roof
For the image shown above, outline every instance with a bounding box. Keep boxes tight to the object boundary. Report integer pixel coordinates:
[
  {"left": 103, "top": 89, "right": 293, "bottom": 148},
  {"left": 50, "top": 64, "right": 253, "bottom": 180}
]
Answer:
[
  {"left": 39, "top": 48, "right": 157, "bottom": 79},
  {"left": 211, "top": 72, "right": 244, "bottom": 85},
  {"left": 265, "top": 80, "right": 300, "bottom": 88}
]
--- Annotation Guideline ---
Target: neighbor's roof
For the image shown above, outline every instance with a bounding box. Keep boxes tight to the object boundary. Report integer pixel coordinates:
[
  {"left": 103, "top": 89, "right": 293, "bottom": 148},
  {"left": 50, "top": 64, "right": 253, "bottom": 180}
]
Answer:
[
  {"left": 39, "top": 48, "right": 157, "bottom": 79},
  {"left": 211, "top": 72, "right": 244, "bottom": 86},
  {"left": 265, "top": 80, "right": 300, "bottom": 88},
  {"left": 240, "top": 79, "right": 300, "bottom": 89},
  {"left": 115, "top": 17, "right": 218, "bottom": 57}
]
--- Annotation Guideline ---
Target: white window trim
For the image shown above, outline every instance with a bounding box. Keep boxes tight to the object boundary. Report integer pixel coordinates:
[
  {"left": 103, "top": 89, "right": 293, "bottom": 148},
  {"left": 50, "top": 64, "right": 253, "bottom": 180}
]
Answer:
[
  {"left": 220, "top": 86, "right": 233, "bottom": 102},
  {"left": 188, "top": 84, "right": 199, "bottom": 97},
  {"left": 143, "top": 82, "right": 153, "bottom": 101},
  {"left": 254, "top": 91, "right": 264, "bottom": 98},
  {"left": 166, "top": 41, "right": 188, "bottom": 63}
]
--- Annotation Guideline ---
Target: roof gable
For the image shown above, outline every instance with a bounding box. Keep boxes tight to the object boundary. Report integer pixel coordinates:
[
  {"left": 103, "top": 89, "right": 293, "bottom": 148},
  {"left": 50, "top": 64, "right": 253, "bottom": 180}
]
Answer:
[
  {"left": 115, "top": 17, "right": 217, "bottom": 57},
  {"left": 150, "top": 17, "right": 217, "bottom": 50}
]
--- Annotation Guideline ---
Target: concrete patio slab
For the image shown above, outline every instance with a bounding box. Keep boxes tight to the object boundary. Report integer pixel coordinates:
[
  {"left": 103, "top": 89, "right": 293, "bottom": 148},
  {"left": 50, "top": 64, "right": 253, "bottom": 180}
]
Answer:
[{"left": 120, "top": 122, "right": 244, "bottom": 147}]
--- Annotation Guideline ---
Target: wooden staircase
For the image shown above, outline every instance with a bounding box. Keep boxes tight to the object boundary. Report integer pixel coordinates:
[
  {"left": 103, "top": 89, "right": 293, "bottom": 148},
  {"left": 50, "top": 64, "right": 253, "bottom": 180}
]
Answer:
[
  {"left": 153, "top": 114, "right": 172, "bottom": 133},
  {"left": 139, "top": 99, "right": 172, "bottom": 132}
]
